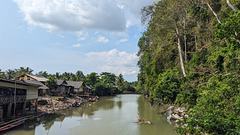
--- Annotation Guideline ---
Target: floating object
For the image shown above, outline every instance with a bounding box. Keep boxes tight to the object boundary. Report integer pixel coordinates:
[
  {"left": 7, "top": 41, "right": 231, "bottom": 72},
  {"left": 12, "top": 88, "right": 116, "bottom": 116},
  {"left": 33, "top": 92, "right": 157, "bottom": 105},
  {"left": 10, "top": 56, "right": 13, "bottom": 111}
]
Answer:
[
  {"left": 133, "top": 120, "right": 152, "bottom": 125},
  {"left": 134, "top": 114, "right": 151, "bottom": 125},
  {"left": 89, "top": 97, "right": 97, "bottom": 102},
  {"left": 0, "top": 113, "right": 45, "bottom": 132}
]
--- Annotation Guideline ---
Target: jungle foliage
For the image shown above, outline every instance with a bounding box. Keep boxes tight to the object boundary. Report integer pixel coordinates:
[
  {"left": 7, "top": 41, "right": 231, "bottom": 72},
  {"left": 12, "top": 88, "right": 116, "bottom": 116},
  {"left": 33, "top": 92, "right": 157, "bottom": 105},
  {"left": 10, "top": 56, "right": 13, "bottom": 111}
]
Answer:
[{"left": 138, "top": 0, "right": 240, "bottom": 134}]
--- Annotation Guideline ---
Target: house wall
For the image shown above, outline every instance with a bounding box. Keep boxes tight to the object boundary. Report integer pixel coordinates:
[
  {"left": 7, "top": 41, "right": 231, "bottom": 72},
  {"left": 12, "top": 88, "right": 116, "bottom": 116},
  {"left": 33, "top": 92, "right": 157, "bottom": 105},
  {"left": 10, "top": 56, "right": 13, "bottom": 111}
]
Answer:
[
  {"left": 74, "top": 85, "right": 83, "bottom": 93},
  {"left": 26, "top": 86, "right": 38, "bottom": 100},
  {"left": 56, "top": 86, "right": 66, "bottom": 93},
  {"left": 79, "top": 85, "right": 84, "bottom": 92}
]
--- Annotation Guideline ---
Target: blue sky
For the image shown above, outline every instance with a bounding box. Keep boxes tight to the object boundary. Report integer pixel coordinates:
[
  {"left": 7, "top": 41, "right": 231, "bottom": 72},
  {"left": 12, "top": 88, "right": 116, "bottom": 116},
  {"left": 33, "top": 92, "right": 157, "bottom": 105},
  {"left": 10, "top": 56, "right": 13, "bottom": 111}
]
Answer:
[{"left": 0, "top": 0, "right": 155, "bottom": 82}]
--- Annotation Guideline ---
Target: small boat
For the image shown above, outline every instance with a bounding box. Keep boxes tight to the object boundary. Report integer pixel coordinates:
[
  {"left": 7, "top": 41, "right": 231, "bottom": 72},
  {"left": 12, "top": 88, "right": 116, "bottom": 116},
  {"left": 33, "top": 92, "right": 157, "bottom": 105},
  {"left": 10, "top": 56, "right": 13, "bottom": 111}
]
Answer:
[
  {"left": 72, "top": 102, "right": 80, "bottom": 107},
  {"left": 89, "top": 96, "right": 98, "bottom": 102},
  {"left": 0, "top": 119, "right": 25, "bottom": 132}
]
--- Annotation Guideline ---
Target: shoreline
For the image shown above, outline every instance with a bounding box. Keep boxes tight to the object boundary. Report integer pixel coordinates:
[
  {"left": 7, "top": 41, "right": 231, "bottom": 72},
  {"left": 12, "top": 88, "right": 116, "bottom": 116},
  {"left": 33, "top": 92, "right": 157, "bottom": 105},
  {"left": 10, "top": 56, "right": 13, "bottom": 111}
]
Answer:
[{"left": 37, "top": 96, "right": 90, "bottom": 114}]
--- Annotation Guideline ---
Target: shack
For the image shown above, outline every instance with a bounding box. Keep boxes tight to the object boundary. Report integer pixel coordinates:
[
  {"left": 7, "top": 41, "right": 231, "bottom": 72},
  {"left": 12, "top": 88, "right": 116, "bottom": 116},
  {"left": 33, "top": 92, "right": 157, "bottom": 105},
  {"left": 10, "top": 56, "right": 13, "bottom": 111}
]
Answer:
[
  {"left": 55, "top": 80, "right": 73, "bottom": 96},
  {"left": 67, "top": 81, "right": 92, "bottom": 96},
  {"left": 0, "top": 78, "right": 39, "bottom": 121}
]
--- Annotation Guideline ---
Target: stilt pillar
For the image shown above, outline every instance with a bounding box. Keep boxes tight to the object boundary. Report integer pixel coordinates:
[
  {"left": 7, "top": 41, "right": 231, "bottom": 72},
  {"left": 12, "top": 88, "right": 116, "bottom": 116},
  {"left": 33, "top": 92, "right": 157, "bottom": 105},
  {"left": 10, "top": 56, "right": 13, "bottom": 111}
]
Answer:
[
  {"left": 35, "top": 99, "right": 38, "bottom": 114},
  {"left": 0, "top": 106, "right": 3, "bottom": 122},
  {"left": 7, "top": 103, "right": 12, "bottom": 118},
  {"left": 23, "top": 101, "right": 27, "bottom": 114}
]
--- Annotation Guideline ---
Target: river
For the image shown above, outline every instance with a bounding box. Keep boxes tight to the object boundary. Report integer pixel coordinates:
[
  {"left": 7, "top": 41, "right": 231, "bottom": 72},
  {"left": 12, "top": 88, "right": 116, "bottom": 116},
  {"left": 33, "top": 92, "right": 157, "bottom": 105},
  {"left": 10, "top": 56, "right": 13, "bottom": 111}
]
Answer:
[{"left": 2, "top": 94, "right": 177, "bottom": 135}]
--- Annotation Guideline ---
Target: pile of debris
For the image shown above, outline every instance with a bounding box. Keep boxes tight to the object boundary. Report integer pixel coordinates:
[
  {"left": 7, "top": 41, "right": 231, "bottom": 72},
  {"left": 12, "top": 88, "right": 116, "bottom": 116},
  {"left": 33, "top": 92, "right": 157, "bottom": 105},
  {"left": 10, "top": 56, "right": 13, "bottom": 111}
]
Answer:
[{"left": 38, "top": 97, "right": 86, "bottom": 113}]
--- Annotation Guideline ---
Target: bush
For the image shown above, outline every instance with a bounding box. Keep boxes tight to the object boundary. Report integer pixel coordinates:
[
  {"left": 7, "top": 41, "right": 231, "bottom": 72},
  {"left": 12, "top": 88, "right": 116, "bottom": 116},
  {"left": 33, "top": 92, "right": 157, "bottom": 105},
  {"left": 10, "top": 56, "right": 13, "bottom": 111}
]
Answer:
[
  {"left": 153, "top": 69, "right": 181, "bottom": 104},
  {"left": 177, "top": 75, "right": 240, "bottom": 134}
]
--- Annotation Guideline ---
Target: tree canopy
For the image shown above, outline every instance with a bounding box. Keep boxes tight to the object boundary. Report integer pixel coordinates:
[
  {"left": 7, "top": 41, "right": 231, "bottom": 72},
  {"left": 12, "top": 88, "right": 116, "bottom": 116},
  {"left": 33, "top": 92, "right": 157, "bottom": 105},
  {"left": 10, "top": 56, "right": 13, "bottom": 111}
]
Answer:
[{"left": 138, "top": 0, "right": 240, "bottom": 134}]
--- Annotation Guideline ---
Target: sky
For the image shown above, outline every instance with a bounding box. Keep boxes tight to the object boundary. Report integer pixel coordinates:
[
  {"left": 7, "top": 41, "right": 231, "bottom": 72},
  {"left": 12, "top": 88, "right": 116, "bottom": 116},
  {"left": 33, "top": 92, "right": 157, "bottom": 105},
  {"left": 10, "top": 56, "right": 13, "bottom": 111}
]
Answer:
[{"left": 0, "top": 0, "right": 155, "bottom": 82}]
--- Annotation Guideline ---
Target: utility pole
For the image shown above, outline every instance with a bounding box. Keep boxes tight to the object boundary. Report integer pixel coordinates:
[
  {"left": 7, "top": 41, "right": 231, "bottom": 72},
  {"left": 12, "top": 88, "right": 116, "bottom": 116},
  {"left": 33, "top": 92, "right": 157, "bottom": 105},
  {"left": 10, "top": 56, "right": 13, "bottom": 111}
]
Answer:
[{"left": 14, "top": 79, "right": 16, "bottom": 118}]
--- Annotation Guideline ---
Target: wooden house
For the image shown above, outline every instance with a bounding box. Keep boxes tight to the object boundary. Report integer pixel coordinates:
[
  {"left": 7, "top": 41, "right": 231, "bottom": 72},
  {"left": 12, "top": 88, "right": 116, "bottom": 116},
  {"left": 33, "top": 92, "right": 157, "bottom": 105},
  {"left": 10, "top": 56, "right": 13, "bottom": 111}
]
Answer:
[
  {"left": 55, "top": 80, "right": 73, "bottom": 96},
  {"left": 16, "top": 74, "right": 48, "bottom": 83},
  {"left": 16, "top": 74, "right": 49, "bottom": 96},
  {"left": 0, "top": 78, "right": 39, "bottom": 120},
  {"left": 67, "top": 81, "right": 92, "bottom": 95},
  {"left": 21, "top": 80, "right": 49, "bottom": 96}
]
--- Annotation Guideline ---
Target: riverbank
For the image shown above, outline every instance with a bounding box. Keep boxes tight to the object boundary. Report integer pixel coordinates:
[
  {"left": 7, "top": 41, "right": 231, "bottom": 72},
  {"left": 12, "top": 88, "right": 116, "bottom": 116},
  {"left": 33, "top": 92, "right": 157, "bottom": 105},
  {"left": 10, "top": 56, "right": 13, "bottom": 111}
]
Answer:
[
  {"left": 143, "top": 96, "right": 188, "bottom": 126},
  {"left": 122, "top": 91, "right": 138, "bottom": 94},
  {"left": 37, "top": 96, "right": 91, "bottom": 114},
  {"left": 163, "top": 106, "right": 188, "bottom": 124}
]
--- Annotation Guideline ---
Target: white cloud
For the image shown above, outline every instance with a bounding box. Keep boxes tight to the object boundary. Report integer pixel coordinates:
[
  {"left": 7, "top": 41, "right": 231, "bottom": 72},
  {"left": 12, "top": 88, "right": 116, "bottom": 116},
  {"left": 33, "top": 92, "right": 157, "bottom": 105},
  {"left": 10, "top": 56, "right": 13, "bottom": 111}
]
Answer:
[
  {"left": 116, "top": 0, "right": 154, "bottom": 27},
  {"left": 13, "top": 0, "right": 126, "bottom": 32},
  {"left": 78, "top": 37, "right": 86, "bottom": 41},
  {"left": 85, "top": 49, "right": 139, "bottom": 77},
  {"left": 97, "top": 36, "right": 109, "bottom": 43},
  {"left": 13, "top": 0, "right": 154, "bottom": 32},
  {"left": 72, "top": 44, "right": 81, "bottom": 47},
  {"left": 116, "top": 38, "right": 128, "bottom": 44}
]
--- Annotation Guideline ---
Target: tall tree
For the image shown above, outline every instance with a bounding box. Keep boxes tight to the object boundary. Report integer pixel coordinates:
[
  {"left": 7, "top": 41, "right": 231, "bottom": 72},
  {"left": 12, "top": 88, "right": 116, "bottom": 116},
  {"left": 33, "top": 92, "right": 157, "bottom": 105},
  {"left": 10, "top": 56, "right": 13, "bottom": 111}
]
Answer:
[
  {"left": 100, "top": 72, "right": 116, "bottom": 86},
  {"left": 15, "top": 67, "right": 34, "bottom": 78},
  {"left": 6, "top": 69, "right": 17, "bottom": 80},
  {"left": 0, "top": 69, "right": 6, "bottom": 79},
  {"left": 85, "top": 72, "right": 100, "bottom": 88},
  {"left": 46, "top": 76, "right": 58, "bottom": 90},
  {"left": 36, "top": 71, "right": 48, "bottom": 78},
  {"left": 116, "top": 74, "right": 124, "bottom": 88},
  {"left": 75, "top": 70, "right": 85, "bottom": 81}
]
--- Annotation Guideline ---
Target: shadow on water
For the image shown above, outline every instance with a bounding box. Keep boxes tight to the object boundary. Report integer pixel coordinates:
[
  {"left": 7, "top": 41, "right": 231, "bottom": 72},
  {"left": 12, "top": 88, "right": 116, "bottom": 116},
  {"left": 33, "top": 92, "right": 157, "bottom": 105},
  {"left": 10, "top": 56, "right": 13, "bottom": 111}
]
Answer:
[{"left": 137, "top": 96, "right": 177, "bottom": 135}]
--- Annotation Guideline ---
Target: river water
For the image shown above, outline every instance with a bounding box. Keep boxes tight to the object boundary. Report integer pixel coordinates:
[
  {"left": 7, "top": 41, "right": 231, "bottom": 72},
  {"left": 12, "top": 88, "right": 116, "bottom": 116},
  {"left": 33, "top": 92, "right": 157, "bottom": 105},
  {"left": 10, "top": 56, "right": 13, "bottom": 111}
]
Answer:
[{"left": 3, "top": 94, "right": 177, "bottom": 135}]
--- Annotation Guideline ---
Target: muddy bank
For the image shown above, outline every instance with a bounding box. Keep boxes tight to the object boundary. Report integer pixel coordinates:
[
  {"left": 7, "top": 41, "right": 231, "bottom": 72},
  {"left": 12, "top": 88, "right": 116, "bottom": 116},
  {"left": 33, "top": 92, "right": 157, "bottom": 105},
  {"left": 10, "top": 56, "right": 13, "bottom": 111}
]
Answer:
[{"left": 37, "top": 97, "right": 89, "bottom": 114}]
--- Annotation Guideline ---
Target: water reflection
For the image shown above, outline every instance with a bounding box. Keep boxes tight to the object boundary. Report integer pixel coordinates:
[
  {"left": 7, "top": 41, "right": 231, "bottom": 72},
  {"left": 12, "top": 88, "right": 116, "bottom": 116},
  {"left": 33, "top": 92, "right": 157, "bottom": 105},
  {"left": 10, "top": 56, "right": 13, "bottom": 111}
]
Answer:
[{"left": 3, "top": 94, "right": 176, "bottom": 135}]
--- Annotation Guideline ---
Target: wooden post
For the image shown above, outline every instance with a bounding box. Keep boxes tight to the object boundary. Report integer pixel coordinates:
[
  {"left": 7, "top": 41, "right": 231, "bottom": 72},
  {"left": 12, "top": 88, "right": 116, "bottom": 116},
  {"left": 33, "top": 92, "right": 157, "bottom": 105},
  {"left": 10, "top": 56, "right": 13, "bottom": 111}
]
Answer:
[
  {"left": 23, "top": 101, "right": 27, "bottom": 114},
  {"left": 0, "top": 106, "right": 3, "bottom": 122},
  {"left": 7, "top": 103, "right": 12, "bottom": 118},
  {"left": 35, "top": 99, "right": 38, "bottom": 114}
]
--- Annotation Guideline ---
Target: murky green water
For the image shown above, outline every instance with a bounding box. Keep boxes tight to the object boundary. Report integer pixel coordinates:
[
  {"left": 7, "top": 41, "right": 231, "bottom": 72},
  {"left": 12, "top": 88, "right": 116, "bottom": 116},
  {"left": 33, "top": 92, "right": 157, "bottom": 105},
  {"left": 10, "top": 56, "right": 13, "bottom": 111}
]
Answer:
[{"left": 2, "top": 94, "right": 177, "bottom": 135}]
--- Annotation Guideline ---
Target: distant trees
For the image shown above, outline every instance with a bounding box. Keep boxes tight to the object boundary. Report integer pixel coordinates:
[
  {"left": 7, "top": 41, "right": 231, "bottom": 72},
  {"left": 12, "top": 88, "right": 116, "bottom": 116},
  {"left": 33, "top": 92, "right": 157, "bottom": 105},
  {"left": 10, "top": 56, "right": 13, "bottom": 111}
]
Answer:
[
  {"left": 0, "top": 67, "right": 33, "bottom": 80},
  {"left": 45, "top": 76, "right": 57, "bottom": 90},
  {"left": 0, "top": 67, "right": 136, "bottom": 96},
  {"left": 85, "top": 72, "right": 100, "bottom": 88}
]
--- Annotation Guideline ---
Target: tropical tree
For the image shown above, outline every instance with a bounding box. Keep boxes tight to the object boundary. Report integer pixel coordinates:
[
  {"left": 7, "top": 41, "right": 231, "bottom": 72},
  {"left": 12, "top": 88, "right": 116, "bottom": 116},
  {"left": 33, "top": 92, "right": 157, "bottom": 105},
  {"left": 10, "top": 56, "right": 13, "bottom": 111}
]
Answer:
[
  {"left": 116, "top": 74, "right": 124, "bottom": 91},
  {"left": 100, "top": 72, "right": 116, "bottom": 86},
  {"left": 15, "top": 67, "right": 33, "bottom": 77},
  {"left": 45, "top": 76, "right": 58, "bottom": 90},
  {"left": 36, "top": 71, "right": 48, "bottom": 78},
  {"left": 0, "top": 69, "right": 6, "bottom": 79},
  {"left": 85, "top": 72, "right": 100, "bottom": 88},
  {"left": 75, "top": 70, "right": 85, "bottom": 81}
]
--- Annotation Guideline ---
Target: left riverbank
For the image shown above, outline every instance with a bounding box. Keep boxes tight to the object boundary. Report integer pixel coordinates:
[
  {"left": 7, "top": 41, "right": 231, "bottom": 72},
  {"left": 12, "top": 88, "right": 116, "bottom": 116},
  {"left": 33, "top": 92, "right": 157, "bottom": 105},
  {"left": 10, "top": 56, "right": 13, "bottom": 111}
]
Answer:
[{"left": 37, "top": 96, "right": 94, "bottom": 114}]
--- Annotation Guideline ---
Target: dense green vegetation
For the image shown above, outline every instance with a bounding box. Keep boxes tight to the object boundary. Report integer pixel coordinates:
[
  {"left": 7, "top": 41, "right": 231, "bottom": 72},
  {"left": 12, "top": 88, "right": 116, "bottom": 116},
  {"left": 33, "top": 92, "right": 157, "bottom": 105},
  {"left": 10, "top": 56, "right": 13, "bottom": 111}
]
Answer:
[
  {"left": 138, "top": 0, "right": 240, "bottom": 134},
  {"left": 0, "top": 67, "right": 136, "bottom": 96}
]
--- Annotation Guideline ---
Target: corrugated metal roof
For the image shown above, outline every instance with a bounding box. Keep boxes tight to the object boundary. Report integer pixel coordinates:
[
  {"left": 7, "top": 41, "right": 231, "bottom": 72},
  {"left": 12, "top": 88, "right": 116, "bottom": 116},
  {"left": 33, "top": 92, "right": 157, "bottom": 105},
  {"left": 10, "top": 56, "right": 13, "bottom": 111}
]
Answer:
[
  {"left": 66, "top": 81, "right": 83, "bottom": 89},
  {"left": 22, "top": 80, "right": 49, "bottom": 90},
  {"left": 57, "top": 80, "right": 68, "bottom": 86},
  {"left": 0, "top": 78, "right": 40, "bottom": 87},
  {"left": 26, "top": 74, "right": 48, "bottom": 82}
]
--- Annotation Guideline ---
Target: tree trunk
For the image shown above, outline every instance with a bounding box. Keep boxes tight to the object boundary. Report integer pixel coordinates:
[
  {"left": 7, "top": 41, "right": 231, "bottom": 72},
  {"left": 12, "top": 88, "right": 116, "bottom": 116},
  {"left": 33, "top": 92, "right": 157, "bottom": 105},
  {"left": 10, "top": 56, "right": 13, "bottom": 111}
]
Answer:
[
  {"left": 226, "top": 0, "right": 239, "bottom": 11},
  {"left": 195, "top": 31, "right": 197, "bottom": 51},
  {"left": 175, "top": 21, "right": 186, "bottom": 77},
  {"left": 206, "top": 3, "right": 222, "bottom": 24},
  {"left": 184, "top": 14, "right": 187, "bottom": 61}
]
